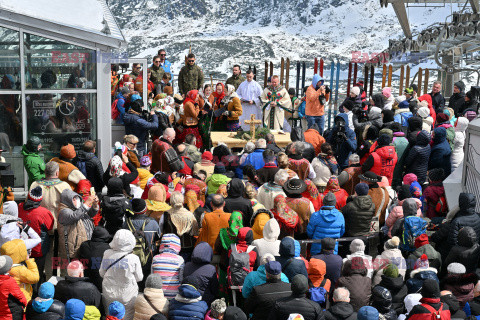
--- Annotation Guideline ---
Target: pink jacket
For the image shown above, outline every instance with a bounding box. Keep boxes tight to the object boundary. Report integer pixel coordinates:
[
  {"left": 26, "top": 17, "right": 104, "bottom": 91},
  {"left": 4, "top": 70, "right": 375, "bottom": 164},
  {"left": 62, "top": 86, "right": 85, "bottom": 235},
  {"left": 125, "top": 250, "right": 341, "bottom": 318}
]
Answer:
[{"left": 386, "top": 198, "right": 422, "bottom": 237}]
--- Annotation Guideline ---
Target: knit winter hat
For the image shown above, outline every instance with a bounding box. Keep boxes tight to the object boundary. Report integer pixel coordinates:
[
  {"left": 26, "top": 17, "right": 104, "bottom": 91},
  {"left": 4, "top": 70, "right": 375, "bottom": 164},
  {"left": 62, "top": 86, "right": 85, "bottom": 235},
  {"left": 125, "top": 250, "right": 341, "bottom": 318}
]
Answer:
[
  {"left": 422, "top": 279, "right": 440, "bottom": 298},
  {"left": 384, "top": 236, "right": 400, "bottom": 250},
  {"left": 414, "top": 254, "right": 429, "bottom": 270},
  {"left": 323, "top": 192, "right": 337, "bottom": 206},
  {"left": 343, "top": 99, "right": 355, "bottom": 111},
  {"left": 355, "top": 183, "right": 370, "bottom": 196},
  {"left": 214, "top": 163, "right": 226, "bottom": 174},
  {"left": 414, "top": 234, "right": 429, "bottom": 248},
  {"left": 322, "top": 238, "right": 336, "bottom": 251},
  {"left": 145, "top": 273, "right": 163, "bottom": 289},
  {"left": 211, "top": 298, "right": 227, "bottom": 318},
  {"left": 350, "top": 239, "right": 365, "bottom": 253},
  {"left": 351, "top": 86, "right": 360, "bottom": 96},
  {"left": 28, "top": 186, "right": 43, "bottom": 202},
  {"left": 109, "top": 301, "right": 125, "bottom": 320},
  {"left": 202, "top": 151, "right": 213, "bottom": 161},
  {"left": 287, "top": 315, "right": 305, "bottom": 320},
  {"left": 224, "top": 306, "right": 247, "bottom": 320},
  {"left": 437, "top": 113, "right": 449, "bottom": 124},
  {"left": 131, "top": 198, "right": 147, "bottom": 215},
  {"left": 3, "top": 201, "right": 18, "bottom": 218},
  {"left": 0, "top": 255, "right": 12, "bottom": 274},
  {"left": 382, "top": 87, "right": 392, "bottom": 98},
  {"left": 60, "top": 144, "right": 76, "bottom": 159},
  {"left": 357, "top": 306, "right": 379, "bottom": 320},
  {"left": 447, "top": 262, "right": 466, "bottom": 275},
  {"left": 428, "top": 168, "right": 444, "bottom": 182},
  {"left": 418, "top": 106, "right": 430, "bottom": 118},
  {"left": 377, "top": 134, "right": 391, "bottom": 147},
  {"left": 140, "top": 155, "right": 151, "bottom": 167},
  {"left": 384, "top": 263, "right": 399, "bottom": 278}
]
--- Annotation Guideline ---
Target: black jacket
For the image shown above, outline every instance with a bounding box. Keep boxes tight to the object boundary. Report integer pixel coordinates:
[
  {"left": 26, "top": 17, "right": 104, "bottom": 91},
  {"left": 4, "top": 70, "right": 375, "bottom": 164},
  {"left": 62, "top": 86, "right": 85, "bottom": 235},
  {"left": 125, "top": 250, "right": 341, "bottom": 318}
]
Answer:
[
  {"left": 224, "top": 178, "right": 254, "bottom": 226},
  {"left": 75, "top": 151, "right": 104, "bottom": 193},
  {"left": 429, "top": 92, "right": 446, "bottom": 113},
  {"left": 379, "top": 274, "right": 408, "bottom": 315},
  {"left": 444, "top": 226, "right": 480, "bottom": 275},
  {"left": 54, "top": 276, "right": 102, "bottom": 308},
  {"left": 449, "top": 193, "right": 480, "bottom": 247},
  {"left": 102, "top": 194, "right": 131, "bottom": 235},
  {"left": 406, "top": 116, "right": 423, "bottom": 146},
  {"left": 244, "top": 279, "right": 292, "bottom": 320},
  {"left": 78, "top": 226, "right": 111, "bottom": 291},
  {"left": 257, "top": 165, "right": 280, "bottom": 185},
  {"left": 324, "top": 302, "right": 357, "bottom": 320},
  {"left": 25, "top": 300, "right": 65, "bottom": 320},
  {"left": 440, "top": 293, "right": 466, "bottom": 319},
  {"left": 449, "top": 91, "right": 466, "bottom": 117},
  {"left": 103, "top": 161, "right": 138, "bottom": 195},
  {"left": 405, "top": 130, "right": 431, "bottom": 184},
  {"left": 275, "top": 237, "right": 309, "bottom": 282},
  {"left": 266, "top": 143, "right": 282, "bottom": 155},
  {"left": 342, "top": 195, "right": 375, "bottom": 237},
  {"left": 312, "top": 252, "right": 343, "bottom": 285}
]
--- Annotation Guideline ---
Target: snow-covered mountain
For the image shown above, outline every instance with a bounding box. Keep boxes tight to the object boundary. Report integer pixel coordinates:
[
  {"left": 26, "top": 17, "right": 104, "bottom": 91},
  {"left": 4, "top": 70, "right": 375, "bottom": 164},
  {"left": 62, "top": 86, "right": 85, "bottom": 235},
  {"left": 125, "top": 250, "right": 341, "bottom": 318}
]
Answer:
[{"left": 108, "top": 0, "right": 461, "bottom": 82}]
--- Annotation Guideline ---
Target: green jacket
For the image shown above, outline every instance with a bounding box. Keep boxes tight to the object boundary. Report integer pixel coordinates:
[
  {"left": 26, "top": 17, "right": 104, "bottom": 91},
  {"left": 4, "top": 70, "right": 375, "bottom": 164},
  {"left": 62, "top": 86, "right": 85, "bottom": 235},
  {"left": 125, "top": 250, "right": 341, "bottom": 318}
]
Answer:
[
  {"left": 206, "top": 174, "right": 231, "bottom": 195},
  {"left": 178, "top": 64, "right": 204, "bottom": 95},
  {"left": 226, "top": 74, "right": 245, "bottom": 90},
  {"left": 22, "top": 145, "right": 45, "bottom": 187},
  {"left": 150, "top": 63, "right": 165, "bottom": 84}
]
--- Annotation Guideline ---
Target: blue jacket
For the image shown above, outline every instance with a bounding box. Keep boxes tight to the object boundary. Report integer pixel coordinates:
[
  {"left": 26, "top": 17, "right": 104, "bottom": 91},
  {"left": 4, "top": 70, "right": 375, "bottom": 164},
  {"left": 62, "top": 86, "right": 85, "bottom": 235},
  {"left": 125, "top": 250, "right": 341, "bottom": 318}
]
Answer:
[
  {"left": 243, "top": 148, "right": 265, "bottom": 170},
  {"left": 242, "top": 264, "right": 290, "bottom": 298},
  {"left": 429, "top": 127, "right": 452, "bottom": 177},
  {"left": 169, "top": 285, "right": 208, "bottom": 320},
  {"left": 275, "top": 237, "right": 309, "bottom": 282},
  {"left": 405, "top": 130, "right": 431, "bottom": 184},
  {"left": 114, "top": 92, "right": 126, "bottom": 125},
  {"left": 312, "top": 74, "right": 324, "bottom": 87},
  {"left": 307, "top": 206, "right": 345, "bottom": 255},
  {"left": 123, "top": 113, "right": 158, "bottom": 152},
  {"left": 326, "top": 113, "right": 357, "bottom": 168},
  {"left": 312, "top": 251, "right": 343, "bottom": 285},
  {"left": 406, "top": 269, "right": 439, "bottom": 294},
  {"left": 183, "top": 242, "right": 218, "bottom": 305},
  {"left": 160, "top": 60, "right": 172, "bottom": 74}
]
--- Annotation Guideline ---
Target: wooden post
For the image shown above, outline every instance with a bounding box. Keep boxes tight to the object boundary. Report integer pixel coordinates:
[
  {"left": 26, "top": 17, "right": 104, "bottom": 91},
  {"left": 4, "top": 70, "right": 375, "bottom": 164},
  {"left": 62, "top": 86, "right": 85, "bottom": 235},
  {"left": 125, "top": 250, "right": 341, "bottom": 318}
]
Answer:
[
  {"left": 264, "top": 61, "right": 268, "bottom": 88},
  {"left": 280, "top": 58, "right": 285, "bottom": 85},
  {"left": 399, "top": 66, "right": 404, "bottom": 96},
  {"left": 285, "top": 58, "right": 290, "bottom": 90},
  {"left": 405, "top": 65, "right": 410, "bottom": 88},
  {"left": 424, "top": 69, "right": 429, "bottom": 95},
  {"left": 418, "top": 68, "right": 423, "bottom": 96}
]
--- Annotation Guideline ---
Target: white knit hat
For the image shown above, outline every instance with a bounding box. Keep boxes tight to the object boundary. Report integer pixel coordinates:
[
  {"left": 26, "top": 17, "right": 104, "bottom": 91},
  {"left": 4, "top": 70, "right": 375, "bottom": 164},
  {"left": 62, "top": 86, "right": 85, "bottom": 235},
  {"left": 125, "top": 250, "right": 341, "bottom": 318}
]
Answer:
[
  {"left": 351, "top": 86, "right": 360, "bottom": 96},
  {"left": 447, "top": 262, "right": 466, "bottom": 275},
  {"left": 418, "top": 106, "right": 430, "bottom": 118},
  {"left": 349, "top": 239, "right": 365, "bottom": 253}
]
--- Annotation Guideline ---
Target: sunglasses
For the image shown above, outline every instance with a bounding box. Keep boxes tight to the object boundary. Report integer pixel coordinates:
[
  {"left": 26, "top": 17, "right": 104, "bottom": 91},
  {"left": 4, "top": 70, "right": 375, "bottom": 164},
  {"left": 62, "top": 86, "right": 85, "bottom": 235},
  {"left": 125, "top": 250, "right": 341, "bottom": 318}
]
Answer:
[
  {"left": 154, "top": 60, "right": 160, "bottom": 63},
  {"left": 160, "top": 54, "right": 166, "bottom": 56},
  {"left": 188, "top": 60, "right": 195, "bottom": 62}
]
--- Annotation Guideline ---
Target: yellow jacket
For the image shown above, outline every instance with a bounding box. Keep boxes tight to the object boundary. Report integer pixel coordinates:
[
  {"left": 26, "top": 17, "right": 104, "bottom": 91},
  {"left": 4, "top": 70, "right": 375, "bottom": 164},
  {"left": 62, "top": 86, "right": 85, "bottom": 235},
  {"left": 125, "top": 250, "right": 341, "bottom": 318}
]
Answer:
[
  {"left": 0, "top": 239, "right": 39, "bottom": 301},
  {"left": 252, "top": 211, "right": 273, "bottom": 240},
  {"left": 137, "top": 168, "right": 153, "bottom": 190}
]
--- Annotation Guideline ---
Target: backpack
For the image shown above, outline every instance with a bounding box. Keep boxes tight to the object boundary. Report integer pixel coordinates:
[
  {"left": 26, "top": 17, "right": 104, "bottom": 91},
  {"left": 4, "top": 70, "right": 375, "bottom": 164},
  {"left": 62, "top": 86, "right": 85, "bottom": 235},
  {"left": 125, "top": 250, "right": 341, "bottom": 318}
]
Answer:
[
  {"left": 126, "top": 217, "right": 151, "bottom": 267},
  {"left": 401, "top": 216, "right": 427, "bottom": 252},
  {"left": 308, "top": 278, "right": 329, "bottom": 305},
  {"left": 76, "top": 160, "right": 87, "bottom": 177},
  {"left": 464, "top": 110, "right": 477, "bottom": 121},
  {"left": 421, "top": 302, "right": 448, "bottom": 320},
  {"left": 298, "top": 99, "right": 306, "bottom": 118},
  {"left": 435, "top": 195, "right": 448, "bottom": 215},
  {"left": 111, "top": 98, "right": 123, "bottom": 120},
  {"left": 227, "top": 244, "right": 251, "bottom": 288}
]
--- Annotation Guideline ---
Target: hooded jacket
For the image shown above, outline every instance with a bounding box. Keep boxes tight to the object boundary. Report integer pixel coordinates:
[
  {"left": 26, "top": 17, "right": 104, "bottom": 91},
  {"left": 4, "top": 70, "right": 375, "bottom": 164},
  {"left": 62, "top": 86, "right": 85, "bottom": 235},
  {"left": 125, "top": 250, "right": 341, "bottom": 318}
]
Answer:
[
  {"left": 307, "top": 204, "right": 345, "bottom": 255},
  {"left": 62, "top": 299, "right": 85, "bottom": 320},
  {"left": 205, "top": 173, "right": 231, "bottom": 195},
  {"left": 379, "top": 274, "right": 408, "bottom": 315},
  {"left": 385, "top": 198, "right": 422, "bottom": 238},
  {"left": 368, "top": 145, "right": 398, "bottom": 185},
  {"left": 275, "top": 237, "right": 309, "bottom": 281},
  {"left": 183, "top": 242, "right": 218, "bottom": 305},
  {"left": 326, "top": 114, "right": 357, "bottom": 168},
  {"left": 324, "top": 301, "right": 357, "bottom": 320},
  {"left": 306, "top": 75, "right": 328, "bottom": 117},
  {"left": 429, "top": 127, "right": 452, "bottom": 177},
  {"left": 406, "top": 267, "right": 439, "bottom": 294},
  {"left": 342, "top": 195, "right": 375, "bottom": 237},
  {"left": 78, "top": 226, "right": 111, "bottom": 291},
  {"left": 224, "top": 179, "right": 254, "bottom": 225},
  {"left": 26, "top": 298, "right": 65, "bottom": 320},
  {"left": 442, "top": 272, "right": 478, "bottom": 306},
  {"left": 75, "top": 151, "right": 104, "bottom": 193},
  {"left": 336, "top": 258, "right": 372, "bottom": 311},
  {"left": 102, "top": 178, "right": 131, "bottom": 235},
  {"left": 242, "top": 264, "right": 290, "bottom": 298},
  {"left": 133, "top": 286, "right": 169, "bottom": 320},
  {"left": 252, "top": 218, "right": 281, "bottom": 259},
  {"left": 0, "top": 273, "right": 27, "bottom": 320},
  {"left": 54, "top": 275, "right": 101, "bottom": 308},
  {"left": 444, "top": 227, "right": 480, "bottom": 274},
  {"left": 406, "top": 116, "right": 424, "bottom": 146},
  {"left": 372, "top": 246, "right": 407, "bottom": 286},
  {"left": 308, "top": 258, "right": 331, "bottom": 293},
  {"left": 99, "top": 229, "right": 143, "bottom": 305},
  {"left": 405, "top": 130, "right": 431, "bottom": 184},
  {"left": 0, "top": 239, "right": 39, "bottom": 301},
  {"left": 168, "top": 284, "right": 208, "bottom": 320},
  {"left": 451, "top": 117, "right": 469, "bottom": 170},
  {"left": 408, "top": 243, "right": 442, "bottom": 271},
  {"left": 449, "top": 193, "right": 480, "bottom": 247},
  {"left": 22, "top": 145, "right": 45, "bottom": 187}
]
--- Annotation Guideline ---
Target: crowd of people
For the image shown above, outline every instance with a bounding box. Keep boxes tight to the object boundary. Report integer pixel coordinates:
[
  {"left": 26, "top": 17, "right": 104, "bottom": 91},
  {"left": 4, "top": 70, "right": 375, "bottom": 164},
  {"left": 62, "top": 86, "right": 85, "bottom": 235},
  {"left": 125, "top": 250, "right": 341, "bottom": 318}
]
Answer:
[{"left": 0, "top": 49, "right": 480, "bottom": 320}]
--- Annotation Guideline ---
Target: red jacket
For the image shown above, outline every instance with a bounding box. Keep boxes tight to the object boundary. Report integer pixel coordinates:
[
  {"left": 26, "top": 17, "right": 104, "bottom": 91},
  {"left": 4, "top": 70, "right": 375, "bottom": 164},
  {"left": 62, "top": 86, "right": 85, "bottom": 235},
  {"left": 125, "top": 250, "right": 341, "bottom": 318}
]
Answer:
[
  {"left": 0, "top": 274, "right": 27, "bottom": 320},
  {"left": 17, "top": 204, "right": 54, "bottom": 258},
  {"left": 370, "top": 146, "right": 398, "bottom": 185}
]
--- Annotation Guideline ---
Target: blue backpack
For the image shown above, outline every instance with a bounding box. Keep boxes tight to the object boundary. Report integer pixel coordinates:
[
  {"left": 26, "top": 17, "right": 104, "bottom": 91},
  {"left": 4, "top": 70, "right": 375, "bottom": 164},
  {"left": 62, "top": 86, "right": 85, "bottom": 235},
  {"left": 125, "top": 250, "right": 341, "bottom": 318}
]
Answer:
[
  {"left": 76, "top": 160, "right": 87, "bottom": 177},
  {"left": 308, "top": 278, "right": 328, "bottom": 305},
  {"left": 394, "top": 112, "right": 413, "bottom": 127},
  {"left": 298, "top": 99, "right": 306, "bottom": 118},
  {"left": 401, "top": 216, "right": 427, "bottom": 252}
]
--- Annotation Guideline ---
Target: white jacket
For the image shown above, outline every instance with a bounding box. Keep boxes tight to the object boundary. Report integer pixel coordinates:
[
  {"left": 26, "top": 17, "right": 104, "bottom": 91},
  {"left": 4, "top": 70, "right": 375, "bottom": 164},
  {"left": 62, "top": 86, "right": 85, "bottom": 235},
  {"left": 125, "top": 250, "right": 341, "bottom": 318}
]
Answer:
[
  {"left": 311, "top": 157, "right": 333, "bottom": 187},
  {"left": 100, "top": 229, "right": 143, "bottom": 304},
  {"left": 451, "top": 117, "right": 469, "bottom": 171}
]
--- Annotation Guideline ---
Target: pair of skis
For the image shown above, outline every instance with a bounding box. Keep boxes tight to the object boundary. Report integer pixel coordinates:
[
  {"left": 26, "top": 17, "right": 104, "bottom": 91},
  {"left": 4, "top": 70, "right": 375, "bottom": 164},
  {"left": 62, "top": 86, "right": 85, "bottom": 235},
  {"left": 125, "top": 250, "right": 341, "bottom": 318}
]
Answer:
[
  {"left": 264, "top": 58, "right": 291, "bottom": 89},
  {"left": 313, "top": 57, "right": 325, "bottom": 77},
  {"left": 346, "top": 62, "right": 375, "bottom": 98},
  {"left": 416, "top": 68, "right": 430, "bottom": 96},
  {"left": 295, "top": 62, "right": 307, "bottom": 96}
]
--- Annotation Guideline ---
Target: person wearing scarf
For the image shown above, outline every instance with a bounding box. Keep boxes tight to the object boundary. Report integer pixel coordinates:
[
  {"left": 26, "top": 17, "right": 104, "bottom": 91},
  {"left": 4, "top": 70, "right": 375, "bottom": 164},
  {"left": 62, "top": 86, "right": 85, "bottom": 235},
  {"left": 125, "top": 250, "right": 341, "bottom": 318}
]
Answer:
[
  {"left": 76, "top": 179, "right": 101, "bottom": 226},
  {"left": 318, "top": 176, "right": 348, "bottom": 210},
  {"left": 163, "top": 191, "right": 199, "bottom": 260},
  {"left": 221, "top": 84, "right": 243, "bottom": 132},
  {"left": 215, "top": 211, "right": 243, "bottom": 301},
  {"left": 302, "top": 180, "right": 321, "bottom": 212},
  {"left": 209, "top": 83, "right": 227, "bottom": 131},
  {"left": 271, "top": 195, "right": 299, "bottom": 239},
  {"left": 176, "top": 90, "right": 203, "bottom": 149},
  {"left": 26, "top": 282, "right": 65, "bottom": 320},
  {"left": 104, "top": 155, "right": 139, "bottom": 196}
]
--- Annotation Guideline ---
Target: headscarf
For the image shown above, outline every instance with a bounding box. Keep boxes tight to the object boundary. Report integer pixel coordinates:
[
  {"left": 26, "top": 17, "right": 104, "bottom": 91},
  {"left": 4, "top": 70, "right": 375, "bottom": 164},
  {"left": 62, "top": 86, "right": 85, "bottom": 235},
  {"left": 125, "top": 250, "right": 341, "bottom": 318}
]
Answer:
[
  {"left": 146, "top": 184, "right": 171, "bottom": 212},
  {"left": 216, "top": 184, "right": 228, "bottom": 197},
  {"left": 184, "top": 90, "right": 199, "bottom": 105},
  {"left": 184, "top": 190, "right": 200, "bottom": 212},
  {"left": 109, "top": 155, "right": 125, "bottom": 177},
  {"left": 324, "top": 175, "right": 340, "bottom": 193},
  {"left": 221, "top": 84, "right": 239, "bottom": 105},
  {"left": 212, "top": 83, "right": 226, "bottom": 107},
  {"left": 76, "top": 179, "right": 92, "bottom": 201},
  {"left": 318, "top": 153, "right": 338, "bottom": 175},
  {"left": 237, "top": 227, "right": 254, "bottom": 246},
  {"left": 218, "top": 211, "right": 243, "bottom": 250},
  {"left": 167, "top": 192, "right": 198, "bottom": 236},
  {"left": 302, "top": 180, "right": 321, "bottom": 211},
  {"left": 271, "top": 194, "right": 299, "bottom": 231}
]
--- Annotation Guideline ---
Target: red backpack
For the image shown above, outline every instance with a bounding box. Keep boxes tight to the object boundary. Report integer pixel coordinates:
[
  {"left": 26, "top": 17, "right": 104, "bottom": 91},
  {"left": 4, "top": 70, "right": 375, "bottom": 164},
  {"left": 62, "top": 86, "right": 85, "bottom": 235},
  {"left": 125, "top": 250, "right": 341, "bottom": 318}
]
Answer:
[
  {"left": 435, "top": 195, "right": 448, "bottom": 216},
  {"left": 111, "top": 98, "right": 123, "bottom": 120},
  {"left": 421, "top": 303, "right": 449, "bottom": 320}
]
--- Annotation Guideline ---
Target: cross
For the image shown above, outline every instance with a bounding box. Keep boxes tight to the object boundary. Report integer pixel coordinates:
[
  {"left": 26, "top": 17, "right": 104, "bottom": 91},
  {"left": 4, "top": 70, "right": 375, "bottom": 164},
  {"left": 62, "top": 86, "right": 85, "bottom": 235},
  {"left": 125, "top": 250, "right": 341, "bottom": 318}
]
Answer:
[{"left": 244, "top": 114, "right": 262, "bottom": 140}]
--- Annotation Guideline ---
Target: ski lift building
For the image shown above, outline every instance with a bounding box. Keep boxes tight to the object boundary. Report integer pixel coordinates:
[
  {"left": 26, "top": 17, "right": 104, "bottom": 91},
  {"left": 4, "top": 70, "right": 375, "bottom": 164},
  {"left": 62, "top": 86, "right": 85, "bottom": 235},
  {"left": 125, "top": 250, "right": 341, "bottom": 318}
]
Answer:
[{"left": 0, "top": 0, "right": 127, "bottom": 193}]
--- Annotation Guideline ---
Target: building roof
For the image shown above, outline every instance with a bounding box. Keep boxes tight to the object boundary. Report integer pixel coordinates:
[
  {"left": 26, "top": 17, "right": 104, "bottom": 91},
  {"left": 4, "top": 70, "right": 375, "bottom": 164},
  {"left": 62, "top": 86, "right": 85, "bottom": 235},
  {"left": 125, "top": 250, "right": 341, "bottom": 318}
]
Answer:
[{"left": 0, "top": 0, "right": 126, "bottom": 50}]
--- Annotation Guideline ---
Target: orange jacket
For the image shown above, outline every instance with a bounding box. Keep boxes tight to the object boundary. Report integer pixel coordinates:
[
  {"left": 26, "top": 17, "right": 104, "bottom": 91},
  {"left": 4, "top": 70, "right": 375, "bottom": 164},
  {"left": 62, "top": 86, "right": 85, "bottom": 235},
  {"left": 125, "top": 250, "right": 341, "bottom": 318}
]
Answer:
[
  {"left": 196, "top": 209, "right": 231, "bottom": 253},
  {"left": 306, "top": 85, "right": 329, "bottom": 117}
]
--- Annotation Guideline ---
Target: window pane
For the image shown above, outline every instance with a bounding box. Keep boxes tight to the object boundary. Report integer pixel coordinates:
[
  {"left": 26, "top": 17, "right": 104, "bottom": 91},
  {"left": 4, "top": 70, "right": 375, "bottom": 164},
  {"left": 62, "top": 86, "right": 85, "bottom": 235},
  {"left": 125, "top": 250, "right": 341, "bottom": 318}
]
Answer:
[
  {"left": 26, "top": 93, "right": 97, "bottom": 161},
  {"left": 0, "top": 26, "right": 20, "bottom": 90},
  {"left": 24, "top": 33, "right": 96, "bottom": 89},
  {"left": 0, "top": 94, "right": 24, "bottom": 188}
]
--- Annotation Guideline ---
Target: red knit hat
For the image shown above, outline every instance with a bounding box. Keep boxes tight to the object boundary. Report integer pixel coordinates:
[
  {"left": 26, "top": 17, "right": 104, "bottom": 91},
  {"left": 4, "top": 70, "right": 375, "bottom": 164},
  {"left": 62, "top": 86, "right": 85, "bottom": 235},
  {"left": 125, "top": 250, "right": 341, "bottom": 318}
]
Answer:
[
  {"left": 60, "top": 144, "right": 76, "bottom": 159},
  {"left": 202, "top": 151, "right": 213, "bottom": 161},
  {"left": 28, "top": 186, "right": 43, "bottom": 202},
  {"left": 414, "top": 234, "right": 429, "bottom": 248},
  {"left": 414, "top": 254, "right": 429, "bottom": 270}
]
